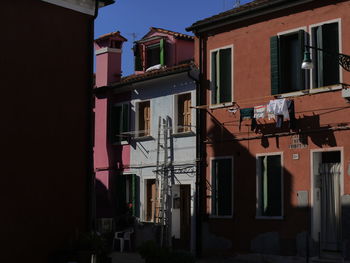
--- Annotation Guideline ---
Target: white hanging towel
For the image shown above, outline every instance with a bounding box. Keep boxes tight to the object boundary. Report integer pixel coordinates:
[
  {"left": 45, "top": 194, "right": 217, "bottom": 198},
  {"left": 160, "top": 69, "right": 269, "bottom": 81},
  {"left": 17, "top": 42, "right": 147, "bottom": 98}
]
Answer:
[{"left": 267, "top": 98, "right": 290, "bottom": 120}]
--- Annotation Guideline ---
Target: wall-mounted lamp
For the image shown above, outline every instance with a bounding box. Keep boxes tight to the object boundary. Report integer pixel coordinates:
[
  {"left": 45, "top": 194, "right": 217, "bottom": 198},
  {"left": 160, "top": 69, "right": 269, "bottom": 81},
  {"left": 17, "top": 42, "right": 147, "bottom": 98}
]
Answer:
[{"left": 301, "top": 45, "right": 350, "bottom": 72}]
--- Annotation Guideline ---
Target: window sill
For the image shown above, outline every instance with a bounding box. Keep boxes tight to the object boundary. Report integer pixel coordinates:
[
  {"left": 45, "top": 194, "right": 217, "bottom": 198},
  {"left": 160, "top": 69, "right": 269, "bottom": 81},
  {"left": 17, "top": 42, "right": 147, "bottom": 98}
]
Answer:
[
  {"left": 209, "top": 102, "right": 234, "bottom": 109},
  {"left": 172, "top": 131, "right": 195, "bottom": 138},
  {"left": 277, "top": 84, "right": 342, "bottom": 98},
  {"left": 112, "top": 140, "right": 129, "bottom": 146},
  {"left": 133, "top": 135, "right": 154, "bottom": 142},
  {"left": 255, "top": 216, "right": 284, "bottom": 220}
]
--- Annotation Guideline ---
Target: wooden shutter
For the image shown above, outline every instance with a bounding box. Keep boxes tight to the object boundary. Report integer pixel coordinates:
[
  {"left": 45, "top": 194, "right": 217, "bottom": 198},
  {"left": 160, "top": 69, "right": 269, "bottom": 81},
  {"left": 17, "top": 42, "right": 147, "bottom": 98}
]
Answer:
[
  {"left": 270, "top": 36, "right": 280, "bottom": 95},
  {"left": 217, "top": 158, "right": 232, "bottom": 216},
  {"left": 122, "top": 103, "right": 129, "bottom": 134},
  {"left": 160, "top": 38, "right": 165, "bottom": 66},
  {"left": 211, "top": 160, "right": 218, "bottom": 215},
  {"left": 145, "top": 103, "right": 150, "bottom": 135},
  {"left": 184, "top": 96, "right": 191, "bottom": 132},
  {"left": 211, "top": 51, "right": 218, "bottom": 104},
  {"left": 134, "top": 44, "right": 143, "bottom": 71},
  {"left": 266, "top": 155, "right": 282, "bottom": 216},
  {"left": 110, "top": 105, "right": 122, "bottom": 143},
  {"left": 322, "top": 23, "right": 339, "bottom": 86},
  {"left": 298, "top": 30, "right": 306, "bottom": 91},
  {"left": 219, "top": 48, "right": 232, "bottom": 103}
]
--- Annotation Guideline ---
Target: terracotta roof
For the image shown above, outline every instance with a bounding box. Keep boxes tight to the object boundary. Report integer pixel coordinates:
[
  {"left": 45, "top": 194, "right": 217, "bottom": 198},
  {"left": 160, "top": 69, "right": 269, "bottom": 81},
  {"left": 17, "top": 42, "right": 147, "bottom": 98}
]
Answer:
[
  {"left": 95, "top": 31, "right": 127, "bottom": 42},
  {"left": 94, "top": 63, "right": 196, "bottom": 96},
  {"left": 142, "top": 27, "right": 194, "bottom": 41},
  {"left": 187, "top": 0, "right": 313, "bottom": 33},
  {"left": 116, "top": 62, "right": 195, "bottom": 85}
]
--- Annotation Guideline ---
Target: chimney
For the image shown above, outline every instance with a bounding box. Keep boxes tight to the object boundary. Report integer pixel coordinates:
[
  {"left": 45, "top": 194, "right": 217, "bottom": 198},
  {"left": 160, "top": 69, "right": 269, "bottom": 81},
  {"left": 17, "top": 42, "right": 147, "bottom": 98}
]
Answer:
[{"left": 94, "top": 31, "right": 127, "bottom": 87}]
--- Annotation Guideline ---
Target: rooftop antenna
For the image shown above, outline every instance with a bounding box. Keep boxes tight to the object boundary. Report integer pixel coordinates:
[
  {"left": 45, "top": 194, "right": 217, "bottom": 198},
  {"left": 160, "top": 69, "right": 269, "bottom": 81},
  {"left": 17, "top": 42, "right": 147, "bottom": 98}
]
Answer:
[
  {"left": 127, "top": 32, "right": 138, "bottom": 42},
  {"left": 234, "top": 0, "right": 241, "bottom": 8}
]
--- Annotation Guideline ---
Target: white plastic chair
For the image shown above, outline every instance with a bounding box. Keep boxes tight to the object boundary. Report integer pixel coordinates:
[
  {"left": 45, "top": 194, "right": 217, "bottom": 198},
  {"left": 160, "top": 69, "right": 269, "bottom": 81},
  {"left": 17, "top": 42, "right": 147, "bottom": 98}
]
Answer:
[{"left": 112, "top": 228, "right": 134, "bottom": 252}]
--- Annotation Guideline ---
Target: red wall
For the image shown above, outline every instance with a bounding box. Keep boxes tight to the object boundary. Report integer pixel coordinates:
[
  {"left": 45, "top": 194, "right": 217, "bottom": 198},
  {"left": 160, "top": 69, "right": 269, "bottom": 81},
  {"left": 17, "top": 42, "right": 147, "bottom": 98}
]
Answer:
[{"left": 197, "top": 0, "right": 350, "bottom": 255}]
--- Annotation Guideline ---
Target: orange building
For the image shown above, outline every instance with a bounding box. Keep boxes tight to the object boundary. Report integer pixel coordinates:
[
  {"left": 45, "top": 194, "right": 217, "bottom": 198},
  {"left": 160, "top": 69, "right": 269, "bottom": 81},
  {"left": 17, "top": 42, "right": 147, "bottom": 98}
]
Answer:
[{"left": 188, "top": 0, "right": 350, "bottom": 259}]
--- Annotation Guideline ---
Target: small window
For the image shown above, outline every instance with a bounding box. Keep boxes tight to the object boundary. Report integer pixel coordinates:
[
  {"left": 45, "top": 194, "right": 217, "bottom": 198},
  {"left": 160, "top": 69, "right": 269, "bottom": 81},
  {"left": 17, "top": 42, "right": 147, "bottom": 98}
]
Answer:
[
  {"left": 146, "top": 39, "right": 165, "bottom": 68},
  {"left": 145, "top": 179, "right": 159, "bottom": 222},
  {"left": 137, "top": 101, "right": 150, "bottom": 137},
  {"left": 110, "top": 103, "right": 129, "bottom": 144},
  {"left": 270, "top": 30, "right": 306, "bottom": 94},
  {"left": 176, "top": 93, "right": 191, "bottom": 133},
  {"left": 211, "top": 157, "right": 233, "bottom": 217},
  {"left": 311, "top": 22, "right": 339, "bottom": 88},
  {"left": 256, "top": 154, "right": 282, "bottom": 217},
  {"left": 211, "top": 47, "right": 232, "bottom": 105}
]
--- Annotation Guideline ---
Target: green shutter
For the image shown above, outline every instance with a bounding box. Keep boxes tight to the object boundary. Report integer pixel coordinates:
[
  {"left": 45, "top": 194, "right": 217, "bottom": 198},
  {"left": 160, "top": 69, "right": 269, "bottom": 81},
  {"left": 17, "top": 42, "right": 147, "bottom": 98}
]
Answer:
[
  {"left": 219, "top": 48, "right": 232, "bottom": 103},
  {"left": 217, "top": 158, "right": 232, "bottom": 216},
  {"left": 322, "top": 23, "right": 339, "bottom": 86},
  {"left": 270, "top": 36, "right": 280, "bottom": 95},
  {"left": 211, "top": 51, "right": 218, "bottom": 104},
  {"left": 266, "top": 155, "right": 282, "bottom": 216},
  {"left": 160, "top": 39, "right": 165, "bottom": 66},
  {"left": 316, "top": 26, "right": 324, "bottom": 87},
  {"left": 122, "top": 103, "right": 129, "bottom": 134},
  {"left": 134, "top": 44, "right": 143, "bottom": 71},
  {"left": 298, "top": 30, "right": 306, "bottom": 91}
]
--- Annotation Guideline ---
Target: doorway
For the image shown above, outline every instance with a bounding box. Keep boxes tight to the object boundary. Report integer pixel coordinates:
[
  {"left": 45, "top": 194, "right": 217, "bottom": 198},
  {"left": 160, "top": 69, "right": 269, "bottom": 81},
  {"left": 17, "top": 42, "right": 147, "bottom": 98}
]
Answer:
[{"left": 312, "top": 150, "right": 342, "bottom": 253}]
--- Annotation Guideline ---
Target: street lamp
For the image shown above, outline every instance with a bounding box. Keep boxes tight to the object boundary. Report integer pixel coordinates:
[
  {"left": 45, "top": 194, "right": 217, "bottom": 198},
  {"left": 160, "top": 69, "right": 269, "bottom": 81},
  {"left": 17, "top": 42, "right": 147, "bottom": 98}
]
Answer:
[{"left": 301, "top": 45, "right": 350, "bottom": 72}]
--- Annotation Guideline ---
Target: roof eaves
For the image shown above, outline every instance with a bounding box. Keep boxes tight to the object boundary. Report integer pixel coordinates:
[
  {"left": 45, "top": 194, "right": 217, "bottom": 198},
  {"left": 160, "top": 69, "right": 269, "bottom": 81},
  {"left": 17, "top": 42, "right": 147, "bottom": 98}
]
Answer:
[
  {"left": 94, "top": 64, "right": 194, "bottom": 95},
  {"left": 186, "top": 0, "right": 314, "bottom": 34}
]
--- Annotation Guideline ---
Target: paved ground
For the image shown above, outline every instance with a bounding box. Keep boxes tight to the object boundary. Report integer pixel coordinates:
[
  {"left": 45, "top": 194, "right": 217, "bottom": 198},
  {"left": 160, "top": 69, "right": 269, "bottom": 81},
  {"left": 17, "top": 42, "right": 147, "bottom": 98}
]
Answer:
[{"left": 109, "top": 252, "right": 145, "bottom": 263}]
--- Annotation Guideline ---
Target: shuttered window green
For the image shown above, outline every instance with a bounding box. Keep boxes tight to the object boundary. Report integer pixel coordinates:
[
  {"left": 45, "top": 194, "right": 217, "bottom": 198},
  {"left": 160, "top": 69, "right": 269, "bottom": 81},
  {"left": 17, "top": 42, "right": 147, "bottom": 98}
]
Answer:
[
  {"left": 211, "top": 47, "right": 232, "bottom": 104},
  {"left": 257, "top": 155, "right": 282, "bottom": 217},
  {"left": 110, "top": 103, "right": 129, "bottom": 144},
  {"left": 270, "top": 36, "right": 280, "bottom": 95},
  {"left": 211, "top": 158, "right": 233, "bottom": 216},
  {"left": 313, "top": 22, "right": 339, "bottom": 88}
]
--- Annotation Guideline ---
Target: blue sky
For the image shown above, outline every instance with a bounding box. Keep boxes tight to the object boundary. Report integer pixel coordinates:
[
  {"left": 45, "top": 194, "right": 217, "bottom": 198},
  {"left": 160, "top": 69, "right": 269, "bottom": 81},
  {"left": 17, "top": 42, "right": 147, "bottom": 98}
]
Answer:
[{"left": 95, "top": 0, "right": 253, "bottom": 76}]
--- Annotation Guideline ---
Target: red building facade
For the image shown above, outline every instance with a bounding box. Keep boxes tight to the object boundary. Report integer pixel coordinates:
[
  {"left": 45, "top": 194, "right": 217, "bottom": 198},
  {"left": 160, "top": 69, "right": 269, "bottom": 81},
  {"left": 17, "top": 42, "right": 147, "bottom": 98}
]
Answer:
[{"left": 188, "top": 0, "right": 350, "bottom": 258}]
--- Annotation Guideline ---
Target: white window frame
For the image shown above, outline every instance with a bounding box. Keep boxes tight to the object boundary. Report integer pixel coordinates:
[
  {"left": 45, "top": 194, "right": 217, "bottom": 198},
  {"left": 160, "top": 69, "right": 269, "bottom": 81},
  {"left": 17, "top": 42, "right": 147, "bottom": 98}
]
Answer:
[
  {"left": 209, "top": 45, "right": 234, "bottom": 109},
  {"left": 209, "top": 156, "right": 234, "bottom": 218},
  {"left": 308, "top": 18, "right": 343, "bottom": 90},
  {"left": 173, "top": 92, "right": 194, "bottom": 134},
  {"left": 111, "top": 101, "right": 129, "bottom": 145},
  {"left": 135, "top": 100, "right": 151, "bottom": 138},
  {"left": 256, "top": 152, "right": 284, "bottom": 220}
]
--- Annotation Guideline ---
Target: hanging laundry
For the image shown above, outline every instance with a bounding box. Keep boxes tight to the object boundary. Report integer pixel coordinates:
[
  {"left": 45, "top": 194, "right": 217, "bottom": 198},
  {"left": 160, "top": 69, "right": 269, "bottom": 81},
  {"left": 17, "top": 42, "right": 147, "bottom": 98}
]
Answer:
[
  {"left": 254, "top": 105, "right": 267, "bottom": 119},
  {"left": 239, "top": 107, "right": 254, "bottom": 130},
  {"left": 267, "top": 98, "right": 289, "bottom": 120}
]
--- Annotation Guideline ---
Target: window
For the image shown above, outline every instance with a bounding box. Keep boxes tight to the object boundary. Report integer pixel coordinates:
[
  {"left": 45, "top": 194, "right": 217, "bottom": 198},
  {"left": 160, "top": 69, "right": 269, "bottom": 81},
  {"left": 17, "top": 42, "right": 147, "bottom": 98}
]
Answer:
[
  {"left": 176, "top": 93, "right": 192, "bottom": 133},
  {"left": 110, "top": 103, "right": 129, "bottom": 144},
  {"left": 211, "top": 157, "right": 233, "bottom": 217},
  {"left": 145, "top": 179, "right": 159, "bottom": 222},
  {"left": 256, "top": 154, "right": 282, "bottom": 217},
  {"left": 270, "top": 30, "right": 306, "bottom": 94},
  {"left": 137, "top": 101, "right": 150, "bottom": 137},
  {"left": 146, "top": 39, "right": 165, "bottom": 68},
  {"left": 311, "top": 22, "right": 340, "bottom": 88},
  {"left": 125, "top": 174, "right": 140, "bottom": 217},
  {"left": 211, "top": 47, "right": 232, "bottom": 105}
]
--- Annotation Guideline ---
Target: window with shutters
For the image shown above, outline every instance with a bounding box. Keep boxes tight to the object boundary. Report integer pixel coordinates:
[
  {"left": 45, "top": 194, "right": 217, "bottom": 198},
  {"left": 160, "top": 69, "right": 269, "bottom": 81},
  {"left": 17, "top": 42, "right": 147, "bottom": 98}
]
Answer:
[
  {"left": 175, "top": 93, "right": 192, "bottom": 133},
  {"left": 145, "top": 179, "right": 160, "bottom": 222},
  {"left": 144, "top": 39, "right": 166, "bottom": 69},
  {"left": 270, "top": 30, "right": 307, "bottom": 95},
  {"left": 110, "top": 103, "right": 129, "bottom": 144},
  {"left": 211, "top": 157, "right": 233, "bottom": 217},
  {"left": 125, "top": 174, "right": 140, "bottom": 217},
  {"left": 210, "top": 46, "right": 233, "bottom": 105},
  {"left": 311, "top": 21, "right": 340, "bottom": 88},
  {"left": 136, "top": 101, "right": 151, "bottom": 137},
  {"left": 256, "top": 154, "right": 283, "bottom": 218}
]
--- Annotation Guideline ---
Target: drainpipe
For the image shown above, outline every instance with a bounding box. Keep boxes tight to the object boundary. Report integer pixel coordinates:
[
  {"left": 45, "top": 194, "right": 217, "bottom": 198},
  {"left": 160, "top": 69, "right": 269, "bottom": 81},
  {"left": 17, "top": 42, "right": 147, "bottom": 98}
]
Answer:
[{"left": 190, "top": 34, "right": 204, "bottom": 258}]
